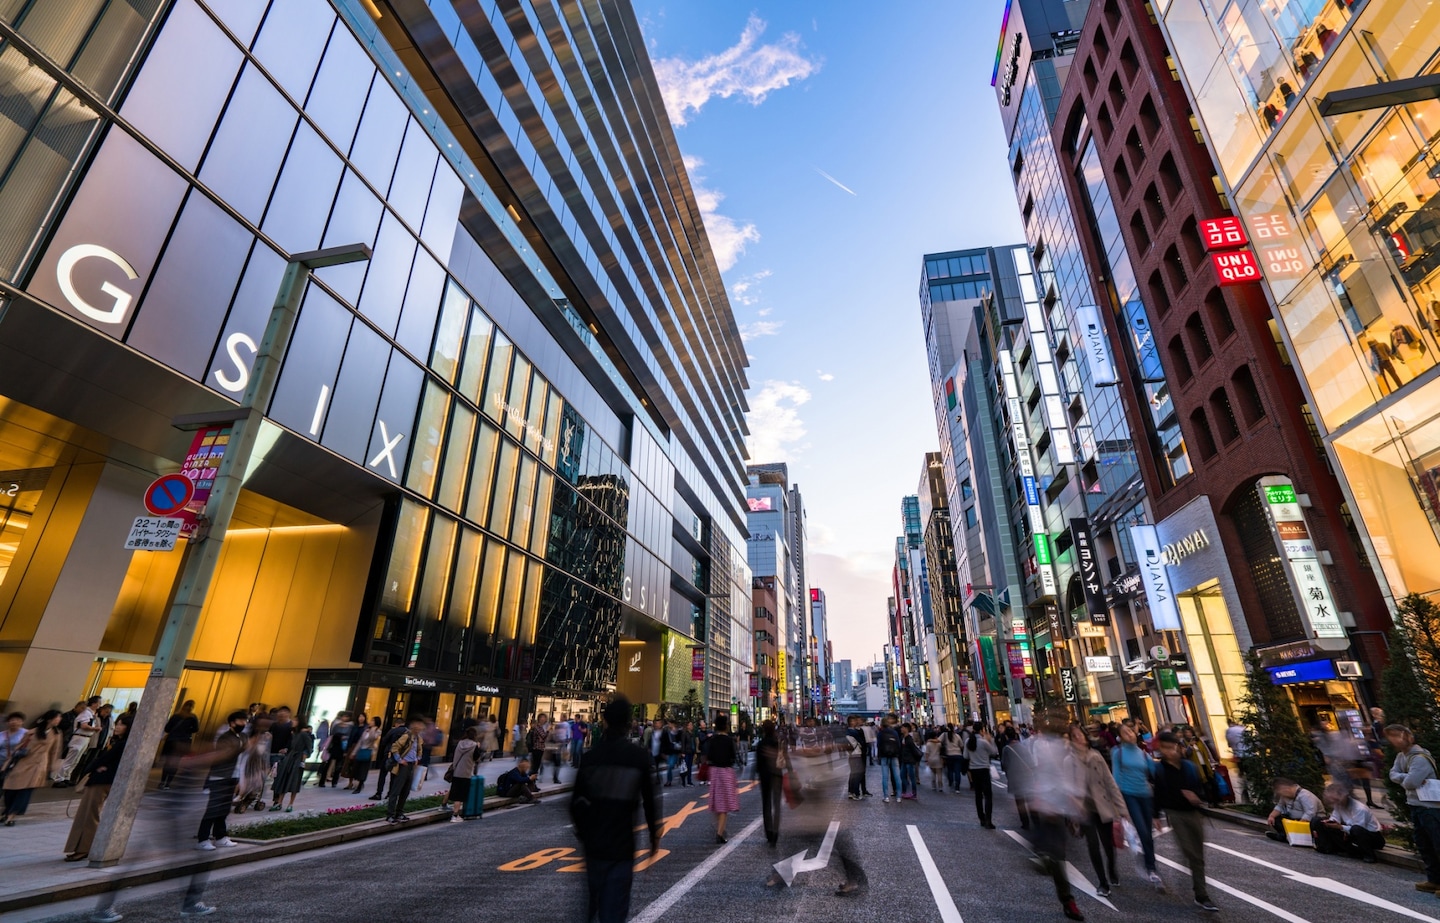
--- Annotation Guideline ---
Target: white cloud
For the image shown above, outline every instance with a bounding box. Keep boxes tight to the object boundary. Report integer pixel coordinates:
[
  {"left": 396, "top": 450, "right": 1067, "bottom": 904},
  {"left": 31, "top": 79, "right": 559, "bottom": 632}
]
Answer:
[
  {"left": 739, "top": 319, "right": 783, "bottom": 342},
  {"left": 817, "top": 370, "right": 835, "bottom": 381},
  {"left": 730, "top": 269, "right": 772, "bottom": 306},
  {"left": 654, "top": 15, "right": 819, "bottom": 127},
  {"left": 746, "top": 379, "right": 811, "bottom": 463},
  {"left": 757, "top": 307, "right": 773, "bottom": 317},
  {"left": 683, "top": 155, "right": 758, "bottom": 272}
]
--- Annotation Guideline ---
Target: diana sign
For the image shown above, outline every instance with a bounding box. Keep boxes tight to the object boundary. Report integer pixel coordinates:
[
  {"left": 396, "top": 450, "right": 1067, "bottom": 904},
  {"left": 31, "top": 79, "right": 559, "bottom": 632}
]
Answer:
[
  {"left": 1161, "top": 529, "right": 1211, "bottom": 565},
  {"left": 1075, "top": 305, "right": 1117, "bottom": 385},
  {"left": 1130, "top": 524, "right": 1182, "bottom": 631}
]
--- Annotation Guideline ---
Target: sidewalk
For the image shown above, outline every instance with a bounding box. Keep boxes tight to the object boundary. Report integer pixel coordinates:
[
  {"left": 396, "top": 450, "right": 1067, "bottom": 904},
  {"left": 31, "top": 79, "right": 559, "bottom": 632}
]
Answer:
[{"left": 0, "top": 757, "right": 577, "bottom": 914}]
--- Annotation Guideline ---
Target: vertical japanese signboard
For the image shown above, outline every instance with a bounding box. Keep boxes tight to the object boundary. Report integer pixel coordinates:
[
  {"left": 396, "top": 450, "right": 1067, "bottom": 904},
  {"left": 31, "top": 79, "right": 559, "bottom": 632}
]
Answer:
[
  {"left": 1070, "top": 518, "right": 1109, "bottom": 625},
  {"left": 1260, "top": 477, "right": 1347, "bottom": 649}
]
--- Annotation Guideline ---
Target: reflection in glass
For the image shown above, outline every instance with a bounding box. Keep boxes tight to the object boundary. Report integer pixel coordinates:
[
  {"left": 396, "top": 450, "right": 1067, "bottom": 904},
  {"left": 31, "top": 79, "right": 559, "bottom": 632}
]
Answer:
[
  {"left": 409, "top": 514, "right": 456, "bottom": 671},
  {"left": 432, "top": 282, "right": 469, "bottom": 384},
  {"left": 458, "top": 308, "right": 493, "bottom": 400},
  {"left": 374, "top": 500, "right": 430, "bottom": 667},
  {"left": 484, "top": 330, "right": 514, "bottom": 422},
  {"left": 406, "top": 381, "right": 450, "bottom": 498},
  {"left": 466, "top": 421, "right": 500, "bottom": 525},
  {"left": 437, "top": 406, "right": 475, "bottom": 512}
]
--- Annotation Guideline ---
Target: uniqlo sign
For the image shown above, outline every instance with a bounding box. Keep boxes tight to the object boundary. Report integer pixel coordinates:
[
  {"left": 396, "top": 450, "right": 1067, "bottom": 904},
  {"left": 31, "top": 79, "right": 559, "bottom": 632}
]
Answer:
[
  {"left": 1211, "top": 249, "right": 1263, "bottom": 286},
  {"left": 1250, "top": 211, "right": 1306, "bottom": 279},
  {"left": 1200, "top": 216, "right": 1248, "bottom": 251}
]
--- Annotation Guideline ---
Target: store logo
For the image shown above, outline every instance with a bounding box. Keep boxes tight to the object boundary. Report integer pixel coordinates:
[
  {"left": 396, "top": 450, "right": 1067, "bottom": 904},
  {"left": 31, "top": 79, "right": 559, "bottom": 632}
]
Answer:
[
  {"left": 2, "top": 483, "right": 17, "bottom": 497},
  {"left": 628, "top": 651, "right": 642, "bottom": 673},
  {"left": 1161, "top": 529, "right": 1211, "bottom": 565},
  {"left": 57, "top": 244, "right": 139, "bottom": 325},
  {"left": 404, "top": 676, "right": 437, "bottom": 688},
  {"left": 474, "top": 684, "right": 500, "bottom": 694}
]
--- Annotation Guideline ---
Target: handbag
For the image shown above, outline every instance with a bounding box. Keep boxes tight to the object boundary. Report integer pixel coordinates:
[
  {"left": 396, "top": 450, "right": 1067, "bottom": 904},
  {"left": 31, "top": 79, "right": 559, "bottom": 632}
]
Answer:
[{"left": 443, "top": 766, "right": 455, "bottom": 783}]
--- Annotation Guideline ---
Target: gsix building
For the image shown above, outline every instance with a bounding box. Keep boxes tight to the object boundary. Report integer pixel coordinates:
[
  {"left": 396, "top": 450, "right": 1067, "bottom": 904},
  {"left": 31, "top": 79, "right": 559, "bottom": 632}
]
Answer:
[{"left": 0, "top": 1, "right": 751, "bottom": 735}]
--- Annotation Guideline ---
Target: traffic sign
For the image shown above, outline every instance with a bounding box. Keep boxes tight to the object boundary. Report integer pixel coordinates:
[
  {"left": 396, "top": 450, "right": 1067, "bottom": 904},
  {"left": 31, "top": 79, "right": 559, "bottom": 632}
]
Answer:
[
  {"left": 144, "top": 474, "right": 194, "bottom": 517},
  {"left": 124, "top": 516, "right": 182, "bottom": 551}
]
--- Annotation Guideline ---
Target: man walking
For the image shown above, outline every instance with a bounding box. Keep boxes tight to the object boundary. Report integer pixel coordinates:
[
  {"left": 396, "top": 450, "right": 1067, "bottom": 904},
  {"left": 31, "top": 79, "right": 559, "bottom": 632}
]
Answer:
[
  {"left": 876, "top": 717, "right": 902, "bottom": 803},
  {"left": 1385, "top": 724, "right": 1440, "bottom": 892},
  {"left": 1156, "top": 731, "right": 1219, "bottom": 912},
  {"left": 368, "top": 716, "right": 406, "bottom": 801},
  {"left": 385, "top": 717, "right": 425, "bottom": 823},
  {"left": 571, "top": 696, "right": 661, "bottom": 923}
]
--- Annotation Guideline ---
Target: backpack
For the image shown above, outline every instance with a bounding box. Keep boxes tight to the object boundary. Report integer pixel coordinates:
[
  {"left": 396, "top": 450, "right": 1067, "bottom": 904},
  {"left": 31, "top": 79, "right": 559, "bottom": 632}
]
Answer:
[{"left": 877, "top": 727, "right": 901, "bottom": 758}]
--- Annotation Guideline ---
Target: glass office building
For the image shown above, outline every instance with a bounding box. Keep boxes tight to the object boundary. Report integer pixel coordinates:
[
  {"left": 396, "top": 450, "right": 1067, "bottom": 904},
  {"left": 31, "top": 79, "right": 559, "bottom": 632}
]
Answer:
[
  {"left": 0, "top": 0, "right": 750, "bottom": 738},
  {"left": 1155, "top": 0, "right": 1440, "bottom": 610}
]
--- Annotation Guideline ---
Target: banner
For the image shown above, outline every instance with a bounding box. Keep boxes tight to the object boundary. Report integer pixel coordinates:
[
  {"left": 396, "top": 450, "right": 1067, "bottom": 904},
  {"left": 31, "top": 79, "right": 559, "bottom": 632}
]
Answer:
[
  {"left": 1070, "top": 518, "right": 1109, "bottom": 625},
  {"left": 177, "top": 424, "right": 232, "bottom": 538},
  {"left": 691, "top": 646, "right": 705, "bottom": 681},
  {"left": 1006, "top": 642, "right": 1026, "bottom": 681},
  {"left": 1130, "top": 524, "right": 1182, "bottom": 631},
  {"left": 1075, "top": 305, "right": 1117, "bottom": 385},
  {"left": 749, "top": 673, "right": 759, "bottom": 697}
]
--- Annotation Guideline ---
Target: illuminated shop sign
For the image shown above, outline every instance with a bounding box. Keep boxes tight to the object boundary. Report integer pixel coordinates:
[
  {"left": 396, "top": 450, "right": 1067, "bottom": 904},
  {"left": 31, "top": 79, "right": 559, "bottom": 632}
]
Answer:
[
  {"left": 1075, "top": 305, "right": 1117, "bottom": 385},
  {"left": 1161, "top": 529, "right": 1211, "bottom": 565},
  {"left": 1260, "top": 476, "right": 1346, "bottom": 647},
  {"left": 404, "top": 676, "right": 437, "bottom": 689},
  {"left": 1267, "top": 659, "right": 1337, "bottom": 685},
  {"left": 1130, "top": 524, "right": 1181, "bottom": 631},
  {"left": 1070, "top": 518, "right": 1108, "bottom": 624},
  {"left": 1201, "top": 215, "right": 1263, "bottom": 286}
]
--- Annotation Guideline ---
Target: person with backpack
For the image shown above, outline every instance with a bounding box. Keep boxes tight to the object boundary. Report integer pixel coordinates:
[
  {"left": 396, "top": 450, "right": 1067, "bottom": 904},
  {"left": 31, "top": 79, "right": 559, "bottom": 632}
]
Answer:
[
  {"left": 876, "top": 716, "right": 902, "bottom": 803},
  {"left": 1156, "top": 731, "right": 1219, "bottom": 913},
  {"left": 1385, "top": 724, "right": 1440, "bottom": 893}
]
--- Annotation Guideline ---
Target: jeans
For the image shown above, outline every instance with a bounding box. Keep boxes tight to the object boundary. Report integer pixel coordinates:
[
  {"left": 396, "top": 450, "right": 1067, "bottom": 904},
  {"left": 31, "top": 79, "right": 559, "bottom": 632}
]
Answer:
[
  {"left": 900, "top": 762, "right": 919, "bottom": 796},
  {"left": 946, "top": 755, "right": 967, "bottom": 790},
  {"left": 1413, "top": 805, "right": 1440, "bottom": 884},
  {"left": 584, "top": 857, "right": 635, "bottom": 923},
  {"left": 879, "top": 757, "right": 900, "bottom": 798},
  {"left": 387, "top": 764, "right": 417, "bottom": 819},
  {"left": 2, "top": 786, "right": 36, "bottom": 817},
  {"left": 665, "top": 754, "right": 678, "bottom": 784},
  {"left": 1123, "top": 792, "right": 1157, "bottom": 872},
  {"left": 848, "top": 757, "right": 865, "bottom": 797},
  {"left": 195, "top": 779, "right": 235, "bottom": 842},
  {"left": 1168, "top": 810, "right": 1209, "bottom": 901}
]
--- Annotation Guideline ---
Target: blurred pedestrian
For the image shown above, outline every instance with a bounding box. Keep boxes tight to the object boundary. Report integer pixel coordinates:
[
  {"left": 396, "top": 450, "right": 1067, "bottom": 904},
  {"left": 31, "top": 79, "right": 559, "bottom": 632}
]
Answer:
[
  {"left": 1066, "top": 723, "right": 1126, "bottom": 896},
  {"left": 1021, "top": 714, "right": 1084, "bottom": 920},
  {"left": 0, "top": 712, "right": 26, "bottom": 774},
  {"left": 898, "top": 722, "right": 922, "bottom": 800},
  {"left": 968, "top": 723, "right": 998, "bottom": 829},
  {"left": 2, "top": 710, "right": 63, "bottom": 825},
  {"left": 63, "top": 713, "right": 131, "bottom": 861},
  {"left": 1112, "top": 723, "right": 1162, "bottom": 886},
  {"left": 571, "top": 696, "right": 661, "bottom": 923},
  {"left": 1313, "top": 781, "right": 1384, "bottom": 862},
  {"left": 345, "top": 717, "right": 382, "bottom": 793},
  {"left": 271, "top": 722, "right": 314, "bottom": 812},
  {"left": 845, "top": 716, "right": 867, "bottom": 800},
  {"left": 52, "top": 698, "right": 100, "bottom": 786},
  {"left": 876, "top": 717, "right": 901, "bottom": 803},
  {"left": 233, "top": 714, "right": 272, "bottom": 812},
  {"left": 756, "top": 720, "right": 785, "bottom": 845},
  {"left": 1156, "top": 731, "right": 1218, "bottom": 912},
  {"left": 702, "top": 715, "right": 739, "bottom": 843},
  {"left": 478, "top": 714, "right": 499, "bottom": 761},
  {"left": 317, "top": 711, "right": 353, "bottom": 788},
  {"left": 158, "top": 700, "right": 200, "bottom": 793},
  {"left": 369, "top": 716, "right": 406, "bottom": 801}
]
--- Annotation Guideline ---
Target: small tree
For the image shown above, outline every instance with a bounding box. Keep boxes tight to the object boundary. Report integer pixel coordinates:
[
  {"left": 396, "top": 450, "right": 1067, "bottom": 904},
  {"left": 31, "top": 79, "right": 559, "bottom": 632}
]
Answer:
[
  {"left": 676, "top": 687, "right": 703, "bottom": 724},
  {"left": 1237, "top": 652, "right": 1325, "bottom": 812},
  {"left": 1379, "top": 595, "right": 1440, "bottom": 832}
]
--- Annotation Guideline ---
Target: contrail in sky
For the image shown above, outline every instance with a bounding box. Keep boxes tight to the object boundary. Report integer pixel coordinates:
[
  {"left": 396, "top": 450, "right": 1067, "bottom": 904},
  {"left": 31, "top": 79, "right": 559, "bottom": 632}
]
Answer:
[{"left": 813, "top": 167, "right": 857, "bottom": 196}]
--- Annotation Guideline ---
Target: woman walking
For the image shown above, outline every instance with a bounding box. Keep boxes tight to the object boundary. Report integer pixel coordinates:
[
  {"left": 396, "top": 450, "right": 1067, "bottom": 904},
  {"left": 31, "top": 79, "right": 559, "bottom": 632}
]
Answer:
[
  {"left": 967, "top": 723, "right": 999, "bottom": 828},
  {"left": 159, "top": 700, "right": 199, "bottom": 790},
  {"left": 63, "top": 713, "right": 131, "bottom": 861},
  {"left": 1112, "top": 723, "right": 1162, "bottom": 885},
  {"left": 447, "top": 727, "right": 483, "bottom": 822},
  {"left": 1066, "top": 723, "right": 1129, "bottom": 897},
  {"left": 270, "top": 722, "right": 314, "bottom": 812},
  {"left": 899, "top": 723, "right": 922, "bottom": 800},
  {"left": 345, "top": 717, "right": 382, "bottom": 793},
  {"left": 2, "top": 710, "right": 63, "bottom": 825},
  {"left": 703, "top": 715, "right": 739, "bottom": 843}
]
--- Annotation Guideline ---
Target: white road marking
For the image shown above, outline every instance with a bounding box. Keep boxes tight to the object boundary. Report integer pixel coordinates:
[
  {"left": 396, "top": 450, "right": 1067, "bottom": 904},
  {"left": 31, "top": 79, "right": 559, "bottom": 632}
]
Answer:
[
  {"left": 908, "top": 825, "right": 964, "bottom": 923},
  {"left": 1205, "top": 841, "right": 1440, "bottom": 922},
  {"left": 1154, "top": 853, "right": 1312, "bottom": 923},
  {"left": 773, "top": 820, "right": 840, "bottom": 886},
  {"left": 631, "top": 816, "right": 763, "bottom": 923},
  {"left": 1001, "top": 829, "right": 1117, "bottom": 911}
]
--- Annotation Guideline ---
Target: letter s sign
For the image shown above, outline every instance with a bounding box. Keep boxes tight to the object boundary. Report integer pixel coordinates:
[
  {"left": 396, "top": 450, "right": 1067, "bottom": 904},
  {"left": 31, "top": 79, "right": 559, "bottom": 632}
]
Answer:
[{"left": 56, "top": 244, "right": 139, "bottom": 325}]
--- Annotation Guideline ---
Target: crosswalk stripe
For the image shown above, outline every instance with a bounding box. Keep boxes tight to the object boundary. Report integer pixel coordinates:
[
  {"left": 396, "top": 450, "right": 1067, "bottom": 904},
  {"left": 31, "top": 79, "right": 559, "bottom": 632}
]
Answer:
[
  {"left": 908, "top": 825, "right": 965, "bottom": 923},
  {"left": 1153, "top": 854, "right": 1312, "bottom": 922}
]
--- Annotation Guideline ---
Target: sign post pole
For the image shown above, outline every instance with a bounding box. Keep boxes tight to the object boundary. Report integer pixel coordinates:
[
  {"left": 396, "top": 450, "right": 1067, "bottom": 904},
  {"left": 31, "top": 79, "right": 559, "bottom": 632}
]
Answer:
[{"left": 88, "top": 245, "right": 370, "bottom": 867}]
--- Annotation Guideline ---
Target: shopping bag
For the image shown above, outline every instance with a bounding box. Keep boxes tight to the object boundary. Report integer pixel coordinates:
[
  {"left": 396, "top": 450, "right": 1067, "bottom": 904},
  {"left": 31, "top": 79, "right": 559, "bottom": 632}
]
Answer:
[
  {"left": 1119, "top": 818, "right": 1140, "bottom": 852},
  {"left": 1282, "top": 818, "right": 1314, "bottom": 847},
  {"left": 696, "top": 762, "right": 710, "bottom": 783}
]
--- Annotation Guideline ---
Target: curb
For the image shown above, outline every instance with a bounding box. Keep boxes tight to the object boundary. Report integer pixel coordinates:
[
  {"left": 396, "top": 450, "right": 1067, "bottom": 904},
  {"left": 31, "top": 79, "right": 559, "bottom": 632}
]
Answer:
[
  {"left": 0, "top": 784, "right": 572, "bottom": 914},
  {"left": 1200, "top": 805, "right": 1424, "bottom": 872}
]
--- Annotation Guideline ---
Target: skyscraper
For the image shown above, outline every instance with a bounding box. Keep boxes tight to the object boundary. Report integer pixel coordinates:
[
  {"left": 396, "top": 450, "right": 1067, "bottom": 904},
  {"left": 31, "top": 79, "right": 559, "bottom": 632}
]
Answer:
[{"left": 0, "top": 0, "right": 749, "bottom": 735}]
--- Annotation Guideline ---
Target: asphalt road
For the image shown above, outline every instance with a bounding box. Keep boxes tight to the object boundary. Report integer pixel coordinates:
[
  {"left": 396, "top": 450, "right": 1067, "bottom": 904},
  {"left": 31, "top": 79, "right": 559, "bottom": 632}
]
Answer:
[{"left": 17, "top": 761, "right": 1440, "bottom": 923}]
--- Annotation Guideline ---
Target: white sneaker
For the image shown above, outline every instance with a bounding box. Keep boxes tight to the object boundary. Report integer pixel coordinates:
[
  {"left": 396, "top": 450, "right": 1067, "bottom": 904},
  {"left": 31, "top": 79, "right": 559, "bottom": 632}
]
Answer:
[
  {"left": 449, "top": 815, "right": 464, "bottom": 823},
  {"left": 181, "top": 903, "right": 217, "bottom": 917},
  {"left": 195, "top": 841, "right": 215, "bottom": 851},
  {"left": 883, "top": 796, "right": 891, "bottom": 803},
  {"left": 213, "top": 837, "right": 238, "bottom": 848},
  {"left": 90, "top": 909, "right": 123, "bottom": 923}
]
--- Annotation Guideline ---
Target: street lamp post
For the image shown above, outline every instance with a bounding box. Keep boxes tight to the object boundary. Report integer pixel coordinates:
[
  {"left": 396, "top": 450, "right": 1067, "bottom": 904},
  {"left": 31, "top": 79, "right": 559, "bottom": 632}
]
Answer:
[{"left": 86, "top": 244, "right": 371, "bottom": 867}]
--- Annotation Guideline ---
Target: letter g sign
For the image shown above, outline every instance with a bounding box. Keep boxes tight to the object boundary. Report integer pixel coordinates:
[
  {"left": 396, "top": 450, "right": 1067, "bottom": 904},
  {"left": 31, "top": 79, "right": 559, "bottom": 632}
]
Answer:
[{"left": 56, "top": 244, "right": 138, "bottom": 325}]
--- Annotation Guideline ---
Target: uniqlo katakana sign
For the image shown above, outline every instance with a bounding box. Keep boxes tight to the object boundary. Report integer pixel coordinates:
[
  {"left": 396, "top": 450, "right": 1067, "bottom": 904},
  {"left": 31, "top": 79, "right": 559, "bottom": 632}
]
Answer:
[
  {"left": 1211, "top": 249, "right": 1263, "bottom": 286},
  {"left": 1200, "top": 216, "right": 1248, "bottom": 251}
]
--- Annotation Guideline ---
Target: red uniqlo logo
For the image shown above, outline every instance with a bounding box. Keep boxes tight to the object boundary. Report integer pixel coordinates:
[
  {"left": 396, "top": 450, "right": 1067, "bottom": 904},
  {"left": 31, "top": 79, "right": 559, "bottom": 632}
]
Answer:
[
  {"left": 1211, "top": 250, "right": 1262, "bottom": 286},
  {"left": 1200, "top": 216, "right": 1248, "bottom": 251},
  {"left": 1250, "top": 212, "right": 1293, "bottom": 240}
]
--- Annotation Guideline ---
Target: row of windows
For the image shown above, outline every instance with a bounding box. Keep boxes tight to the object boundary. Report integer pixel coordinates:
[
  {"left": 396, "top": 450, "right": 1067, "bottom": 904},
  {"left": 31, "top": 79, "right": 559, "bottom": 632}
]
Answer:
[{"left": 926, "top": 254, "right": 990, "bottom": 280}]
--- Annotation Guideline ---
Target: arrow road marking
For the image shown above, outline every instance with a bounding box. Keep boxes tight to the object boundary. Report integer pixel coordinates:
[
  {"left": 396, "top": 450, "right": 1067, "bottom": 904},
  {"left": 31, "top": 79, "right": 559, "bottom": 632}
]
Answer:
[
  {"left": 909, "top": 825, "right": 964, "bottom": 922},
  {"left": 1153, "top": 853, "right": 1312, "bottom": 923},
  {"left": 1205, "top": 841, "right": 1440, "bottom": 922},
  {"left": 772, "top": 820, "right": 840, "bottom": 886}
]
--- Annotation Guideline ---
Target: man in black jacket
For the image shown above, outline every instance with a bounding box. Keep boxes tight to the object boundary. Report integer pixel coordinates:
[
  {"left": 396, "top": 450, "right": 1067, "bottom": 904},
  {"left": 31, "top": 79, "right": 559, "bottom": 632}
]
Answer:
[
  {"left": 368, "top": 717, "right": 407, "bottom": 801},
  {"left": 571, "top": 696, "right": 661, "bottom": 923}
]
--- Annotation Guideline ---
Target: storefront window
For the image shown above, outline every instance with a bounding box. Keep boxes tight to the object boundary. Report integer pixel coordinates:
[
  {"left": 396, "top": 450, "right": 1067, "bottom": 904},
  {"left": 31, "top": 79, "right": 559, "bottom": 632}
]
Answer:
[
  {"left": 439, "top": 529, "right": 482, "bottom": 674},
  {"left": 1166, "top": 0, "right": 1265, "bottom": 181},
  {"left": 458, "top": 308, "right": 492, "bottom": 402},
  {"left": 1332, "top": 390, "right": 1440, "bottom": 598},
  {"left": 1276, "top": 270, "right": 1382, "bottom": 428},
  {"left": 1176, "top": 580, "right": 1247, "bottom": 759},
  {"left": 1354, "top": 0, "right": 1440, "bottom": 85},
  {"left": 437, "top": 405, "right": 475, "bottom": 513},
  {"left": 1306, "top": 33, "right": 1383, "bottom": 159},
  {"left": 408, "top": 514, "right": 456, "bottom": 671}
]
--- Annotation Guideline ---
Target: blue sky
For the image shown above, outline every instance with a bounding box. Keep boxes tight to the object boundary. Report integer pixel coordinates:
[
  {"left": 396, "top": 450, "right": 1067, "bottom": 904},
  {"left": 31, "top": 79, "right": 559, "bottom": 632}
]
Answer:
[{"left": 634, "top": 1, "right": 1024, "bottom": 673}]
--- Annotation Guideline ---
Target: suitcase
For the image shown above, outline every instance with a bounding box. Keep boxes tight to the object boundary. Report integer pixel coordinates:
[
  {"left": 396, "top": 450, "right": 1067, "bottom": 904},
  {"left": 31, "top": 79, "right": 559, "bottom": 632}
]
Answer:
[{"left": 463, "top": 775, "right": 486, "bottom": 818}]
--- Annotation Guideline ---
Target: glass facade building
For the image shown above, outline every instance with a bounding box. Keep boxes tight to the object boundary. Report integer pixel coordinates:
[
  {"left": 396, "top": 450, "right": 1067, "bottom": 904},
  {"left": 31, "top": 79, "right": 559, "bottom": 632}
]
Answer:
[
  {"left": 1158, "top": 0, "right": 1440, "bottom": 613},
  {"left": 0, "top": 0, "right": 749, "bottom": 737}
]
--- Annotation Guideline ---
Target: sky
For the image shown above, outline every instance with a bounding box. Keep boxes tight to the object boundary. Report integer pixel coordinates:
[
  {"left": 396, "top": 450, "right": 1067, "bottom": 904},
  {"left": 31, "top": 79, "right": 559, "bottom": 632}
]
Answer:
[{"left": 634, "top": 2, "right": 1027, "bottom": 674}]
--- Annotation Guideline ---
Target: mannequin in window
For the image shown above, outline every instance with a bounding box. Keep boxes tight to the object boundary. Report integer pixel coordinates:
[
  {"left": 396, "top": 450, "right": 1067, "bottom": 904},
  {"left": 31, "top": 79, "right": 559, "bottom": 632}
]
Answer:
[
  {"left": 1263, "top": 103, "right": 1282, "bottom": 128},
  {"left": 1359, "top": 332, "right": 1404, "bottom": 394},
  {"left": 1392, "top": 322, "right": 1426, "bottom": 358},
  {"left": 1280, "top": 80, "right": 1297, "bottom": 106}
]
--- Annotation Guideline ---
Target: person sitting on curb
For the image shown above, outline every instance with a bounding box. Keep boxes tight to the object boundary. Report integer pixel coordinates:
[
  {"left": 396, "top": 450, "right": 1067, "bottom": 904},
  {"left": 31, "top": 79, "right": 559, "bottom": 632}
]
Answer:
[
  {"left": 1313, "top": 782, "right": 1385, "bottom": 863},
  {"left": 1266, "top": 777, "right": 1322, "bottom": 842},
  {"left": 497, "top": 756, "right": 541, "bottom": 804}
]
